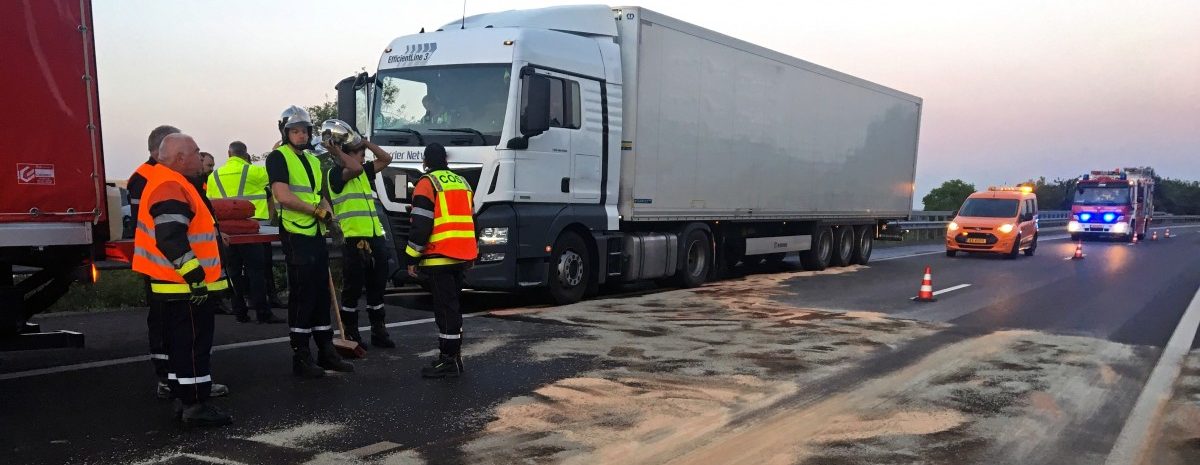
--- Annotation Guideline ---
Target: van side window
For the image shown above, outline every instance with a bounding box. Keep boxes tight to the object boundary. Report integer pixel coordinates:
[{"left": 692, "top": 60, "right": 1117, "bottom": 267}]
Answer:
[{"left": 546, "top": 77, "right": 582, "bottom": 130}]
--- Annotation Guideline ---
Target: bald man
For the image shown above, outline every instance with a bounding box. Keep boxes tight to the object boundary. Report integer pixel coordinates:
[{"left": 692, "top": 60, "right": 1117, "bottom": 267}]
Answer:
[{"left": 132, "top": 134, "right": 232, "bottom": 427}]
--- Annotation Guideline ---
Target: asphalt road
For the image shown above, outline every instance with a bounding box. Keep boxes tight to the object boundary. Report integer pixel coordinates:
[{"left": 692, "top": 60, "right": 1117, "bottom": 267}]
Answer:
[{"left": 1, "top": 225, "right": 1197, "bottom": 465}]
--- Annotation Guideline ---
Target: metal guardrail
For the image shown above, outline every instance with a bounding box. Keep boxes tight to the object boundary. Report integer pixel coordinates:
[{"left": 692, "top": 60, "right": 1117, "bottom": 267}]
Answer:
[{"left": 896, "top": 212, "right": 1200, "bottom": 232}]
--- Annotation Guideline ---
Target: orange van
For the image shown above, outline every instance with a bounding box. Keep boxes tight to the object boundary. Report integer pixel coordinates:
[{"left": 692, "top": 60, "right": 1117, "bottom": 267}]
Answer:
[{"left": 945, "top": 186, "right": 1039, "bottom": 258}]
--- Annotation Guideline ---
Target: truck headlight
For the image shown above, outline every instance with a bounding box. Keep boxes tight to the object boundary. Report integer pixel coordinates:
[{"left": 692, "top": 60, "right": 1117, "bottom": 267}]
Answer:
[
  {"left": 1067, "top": 221, "right": 1082, "bottom": 232},
  {"left": 997, "top": 223, "right": 1014, "bottom": 234},
  {"left": 1112, "top": 222, "right": 1129, "bottom": 233},
  {"left": 478, "top": 227, "right": 508, "bottom": 245}
]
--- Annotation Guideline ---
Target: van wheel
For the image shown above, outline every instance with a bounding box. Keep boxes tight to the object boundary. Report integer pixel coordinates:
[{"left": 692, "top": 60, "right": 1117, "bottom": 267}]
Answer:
[
  {"left": 850, "top": 226, "right": 873, "bottom": 265},
  {"left": 1023, "top": 234, "right": 1038, "bottom": 256},
  {"left": 669, "top": 228, "right": 712, "bottom": 288},
  {"left": 831, "top": 226, "right": 854, "bottom": 267},
  {"left": 544, "top": 231, "right": 590, "bottom": 305},
  {"left": 800, "top": 227, "right": 833, "bottom": 271},
  {"left": 1004, "top": 235, "right": 1021, "bottom": 260}
]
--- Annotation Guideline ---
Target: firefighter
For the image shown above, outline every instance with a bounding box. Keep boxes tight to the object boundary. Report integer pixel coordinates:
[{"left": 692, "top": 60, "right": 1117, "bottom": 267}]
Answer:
[
  {"left": 320, "top": 120, "right": 396, "bottom": 348},
  {"left": 131, "top": 133, "right": 231, "bottom": 427},
  {"left": 206, "top": 142, "right": 283, "bottom": 324},
  {"left": 127, "top": 125, "right": 229, "bottom": 400},
  {"left": 264, "top": 106, "right": 354, "bottom": 377},
  {"left": 405, "top": 143, "right": 478, "bottom": 378}
]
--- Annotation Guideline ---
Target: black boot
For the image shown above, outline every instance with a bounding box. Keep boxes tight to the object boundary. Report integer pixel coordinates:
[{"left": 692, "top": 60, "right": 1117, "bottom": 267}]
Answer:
[
  {"left": 180, "top": 402, "right": 232, "bottom": 428},
  {"left": 421, "top": 354, "right": 462, "bottom": 378},
  {"left": 316, "top": 340, "right": 355, "bottom": 373},
  {"left": 341, "top": 310, "right": 365, "bottom": 345},
  {"left": 292, "top": 349, "right": 324, "bottom": 379},
  {"left": 367, "top": 308, "right": 395, "bottom": 348}
]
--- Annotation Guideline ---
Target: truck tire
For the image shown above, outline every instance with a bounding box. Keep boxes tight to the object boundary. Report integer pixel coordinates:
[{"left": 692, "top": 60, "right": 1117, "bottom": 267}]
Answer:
[
  {"left": 830, "top": 226, "right": 854, "bottom": 267},
  {"left": 669, "top": 228, "right": 712, "bottom": 288},
  {"left": 851, "top": 226, "right": 873, "bottom": 265},
  {"left": 800, "top": 227, "right": 833, "bottom": 271},
  {"left": 545, "top": 231, "right": 590, "bottom": 305}
]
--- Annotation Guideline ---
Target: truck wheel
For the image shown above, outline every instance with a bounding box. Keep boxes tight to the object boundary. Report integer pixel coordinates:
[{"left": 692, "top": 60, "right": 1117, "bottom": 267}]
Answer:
[
  {"left": 800, "top": 227, "right": 833, "bottom": 271},
  {"left": 545, "top": 231, "right": 590, "bottom": 305},
  {"left": 1023, "top": 234, "right": 1038, "bottom": 256},
  {"left": 1004, "top": 235, "right": 1021, "bottom": 260},
  {"left": 831, "top": 226, "right": 854, "bottom": 267},
  {"left": 670, "top": 229, "right": 712, "bottom": 288},
  {"left": 850, "top": 226, "right": 873, "bottom": 265},
  {"left": 764, "top": 253, "right": 787, "bottom": 265}
]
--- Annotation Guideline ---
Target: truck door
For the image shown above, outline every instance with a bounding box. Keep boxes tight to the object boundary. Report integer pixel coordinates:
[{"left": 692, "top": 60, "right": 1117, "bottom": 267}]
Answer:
[
  {"left": 570, "top": 79, "right": 602, "bottom": 202},
  {"left": 515, "top": 70, "right": 574, "bottom": 204}
]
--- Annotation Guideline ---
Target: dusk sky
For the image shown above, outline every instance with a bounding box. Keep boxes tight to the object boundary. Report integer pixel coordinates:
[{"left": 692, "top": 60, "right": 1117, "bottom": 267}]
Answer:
[{"left": 92, "top": 0, "right": 1200, "bottom": 206}]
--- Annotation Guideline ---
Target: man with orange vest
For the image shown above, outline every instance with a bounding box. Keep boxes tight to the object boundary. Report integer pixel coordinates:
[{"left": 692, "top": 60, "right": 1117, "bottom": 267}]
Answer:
[
  {"left": 405, "top": 143, "right": 478, "bottom": 378},
  {"left": 127, "top": 125, "right": 229, "bottom": 400},
  {"left": 132, "top": 133, "right": 232, "bottom": 427}
]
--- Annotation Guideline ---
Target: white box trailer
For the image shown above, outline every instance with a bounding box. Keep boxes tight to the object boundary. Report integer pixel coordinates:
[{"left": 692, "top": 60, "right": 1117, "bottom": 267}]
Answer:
[
  {"left": 335, "top": 5, "right": 921, "bottom": 304},
  {"left": 615, "top": 8, "right": 920, "bottom": 221}
]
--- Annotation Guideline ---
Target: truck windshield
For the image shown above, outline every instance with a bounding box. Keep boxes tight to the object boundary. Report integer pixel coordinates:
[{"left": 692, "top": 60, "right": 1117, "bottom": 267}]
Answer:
[
  {"left": 1074, "top": 186, "right": 1130, "bottom": 205},
  {"left": 373, "top": 64, "right": 510, "bottom": 147},
  {"left": 958, "top": 198, "right": 1019, "bottom": 218}
]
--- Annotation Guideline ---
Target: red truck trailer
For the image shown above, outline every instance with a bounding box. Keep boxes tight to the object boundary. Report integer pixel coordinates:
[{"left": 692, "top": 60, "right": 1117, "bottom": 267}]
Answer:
[
  {"left": 1067, "top": 167, "right": 1155, "bottom": 242},
  {"left": 0, "top": 0, "right": 108, "bottom": 348}
]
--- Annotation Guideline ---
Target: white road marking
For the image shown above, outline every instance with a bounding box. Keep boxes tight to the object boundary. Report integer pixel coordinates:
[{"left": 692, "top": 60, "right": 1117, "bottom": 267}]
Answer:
[
  {"left": 1103, "top": 280, "right": 1200, "bottom": 465},
  {"left": 0, "top": 315, "right": 482, "bottom": 381},
  {"left": 909, "top": 283, "right": 971, "bottom": 300},
  {"left": 345, "top": 441, "right": 404, "bottom": 458}
]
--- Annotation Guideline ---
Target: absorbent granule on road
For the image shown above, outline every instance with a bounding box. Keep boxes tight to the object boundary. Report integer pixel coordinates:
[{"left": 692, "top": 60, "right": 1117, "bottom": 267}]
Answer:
[
  {"left": 1147, "top": 349, "right": 1200, "bottom": 465},
  {"left": 462, "top": 265, "right": 1148, "bottom": 465},
  {"left": 244, "top": 422, "right": 346, "bottom": 448},
  {"left": 461, "top": 266, "right": 945, "bottom": 464}
]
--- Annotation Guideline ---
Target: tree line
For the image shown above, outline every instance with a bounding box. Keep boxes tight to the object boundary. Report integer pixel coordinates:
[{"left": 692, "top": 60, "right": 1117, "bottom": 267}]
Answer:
[{"left": 922, "top": 176, "right": 1200, "bottom": 214}]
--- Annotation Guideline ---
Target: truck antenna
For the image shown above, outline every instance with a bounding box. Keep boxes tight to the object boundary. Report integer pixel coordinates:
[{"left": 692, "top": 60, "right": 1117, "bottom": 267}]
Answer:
[{"left": 461, "top": 0, "right": 467, "bottom": 29}]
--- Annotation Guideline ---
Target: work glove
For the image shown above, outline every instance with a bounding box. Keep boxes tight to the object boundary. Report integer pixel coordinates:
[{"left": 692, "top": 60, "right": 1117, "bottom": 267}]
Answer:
[
  {"left": 188, "top": 281, "right": 209, "bottom": 305},
  {"left": 313, "top": 206, "right": 334, "bottom": 228}
]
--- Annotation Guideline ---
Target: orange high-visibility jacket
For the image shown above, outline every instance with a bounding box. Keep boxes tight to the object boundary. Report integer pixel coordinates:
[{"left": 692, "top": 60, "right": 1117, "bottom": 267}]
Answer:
[
  {"left": 405, "top": 169, "right": 477, "bottom": 266},
  {"left": 132, "top": 164, "right": 227, "bottom": 295}
]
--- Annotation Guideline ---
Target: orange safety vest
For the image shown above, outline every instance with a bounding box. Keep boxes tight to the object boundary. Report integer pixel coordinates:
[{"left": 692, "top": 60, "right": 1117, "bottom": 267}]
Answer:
[
  {"left": 132, "top": 164, "right": 228, "bottom": 295},
  {"left": 422, "top": 170, "right": 478, "bottom": 265}
]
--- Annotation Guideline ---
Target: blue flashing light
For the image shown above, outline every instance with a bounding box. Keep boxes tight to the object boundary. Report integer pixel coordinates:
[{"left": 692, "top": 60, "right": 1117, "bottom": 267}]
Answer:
[
  {"left": 1079, "top": 213, "right": 1093, "bottom": 222},
  {"left": 1103, "top": 212, "right": 1117, "bottom": 223}
]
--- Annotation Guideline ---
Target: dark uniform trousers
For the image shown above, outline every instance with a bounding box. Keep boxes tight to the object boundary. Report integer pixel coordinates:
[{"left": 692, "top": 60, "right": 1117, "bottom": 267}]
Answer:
[
  {"left": 225, "top": 242, "right": 271, "bottom": 320},
  {"left": 161, "top": 296, "right": 216, "bottom": 404},
  {"left": 145, "top": 278, "right": 170, "bottom": 381},
  {"left": 424, "top": 262, "right": 468, "bottom": 356},
  {"left": 281, "top": 230, "right": 333, "bottom": 348},
  {"left": 341, "top": 236, "right": 390, "bottom": 311}
]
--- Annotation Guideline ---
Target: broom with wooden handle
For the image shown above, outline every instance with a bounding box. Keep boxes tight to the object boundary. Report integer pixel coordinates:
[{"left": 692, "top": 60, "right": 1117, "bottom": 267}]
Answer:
[{"left": 328, "top": 271, "right": 366, "bottom": 359}]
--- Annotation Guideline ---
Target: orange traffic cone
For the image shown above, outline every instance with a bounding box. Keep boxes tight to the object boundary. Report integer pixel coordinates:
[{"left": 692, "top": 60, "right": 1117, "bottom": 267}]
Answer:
[
  {"left": 1132, "top": 233, "right": 1138, "bottom": 244},
  {"left": 1152, "top": 231, "right": 1158, "bottom": 241},
  {"left": 1165, "top": 228, "right": 1172, "bottom": 238},
  {"left": 914, "top": 266, "right": 936, "bottom": 302},
  {"left": 1071, "top": 242, "right": 1084, "bottom": 260}
]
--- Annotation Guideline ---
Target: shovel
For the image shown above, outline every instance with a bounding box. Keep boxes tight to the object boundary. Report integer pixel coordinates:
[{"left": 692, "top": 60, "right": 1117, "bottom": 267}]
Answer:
[{"left": 327, "top": 271, "right": 366, "bottom": 359}]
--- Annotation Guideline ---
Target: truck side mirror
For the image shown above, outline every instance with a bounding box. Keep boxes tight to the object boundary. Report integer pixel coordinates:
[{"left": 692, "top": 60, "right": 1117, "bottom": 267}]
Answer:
[
  {"left": 335, "top": 72, "right": 373, "bottom": 133},
  {"left": 520, "top": 73, "right": 552, "bottom": 138}
]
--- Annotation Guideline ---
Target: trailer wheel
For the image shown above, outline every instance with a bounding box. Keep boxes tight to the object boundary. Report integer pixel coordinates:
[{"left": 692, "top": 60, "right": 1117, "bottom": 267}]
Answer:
[
  {"left": 831, "top": 226, "right": 854, "bottom": 267},
  {"left": 850, "top": 226, "right": 873, "bottom": 265},
  {"left": 545, "top": 231, "right": 590, "bottom": 305},
  {"left": 800, "top": 227, "right": 833, "bottom": 271},
  {"left": 669, "top": 228, "right": 712, "bottom": 288}
]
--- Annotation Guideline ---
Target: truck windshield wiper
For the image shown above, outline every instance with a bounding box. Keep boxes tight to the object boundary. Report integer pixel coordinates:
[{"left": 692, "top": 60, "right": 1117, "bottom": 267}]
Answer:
[
  {"left": 429, "top": 128, "right": 487, "bottom": 145},
  {"left": 376, "top": 128, "right": 425, "bottom": 145}
]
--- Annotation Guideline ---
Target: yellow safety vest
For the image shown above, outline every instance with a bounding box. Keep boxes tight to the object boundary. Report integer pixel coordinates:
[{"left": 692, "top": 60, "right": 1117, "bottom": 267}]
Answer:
[
  {"left": 328, "top": 168, "right": 384, "bottom": 238},
  {"left": 277, "top": 145, "right": 325, "bottom": 236},
  {"left": 207, "top": 156, "right": 269, "bottom": 220}
]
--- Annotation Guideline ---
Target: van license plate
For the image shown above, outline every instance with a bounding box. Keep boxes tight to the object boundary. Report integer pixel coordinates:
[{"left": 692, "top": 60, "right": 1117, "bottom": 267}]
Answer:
[{"left": 966, "top": 238, "right": 987, "bottom": 244}]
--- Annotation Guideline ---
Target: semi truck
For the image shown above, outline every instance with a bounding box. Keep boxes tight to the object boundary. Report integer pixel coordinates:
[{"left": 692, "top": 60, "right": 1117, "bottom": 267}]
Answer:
[
  {"left": 335, "top": 5, "right": 923, "bottom": 304},
  {"left": 1068, "top": 167, "right": 1155, "bottom": 242},
  {"left": 1, "top": 0, "right": 111, "bottom": 345}
]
